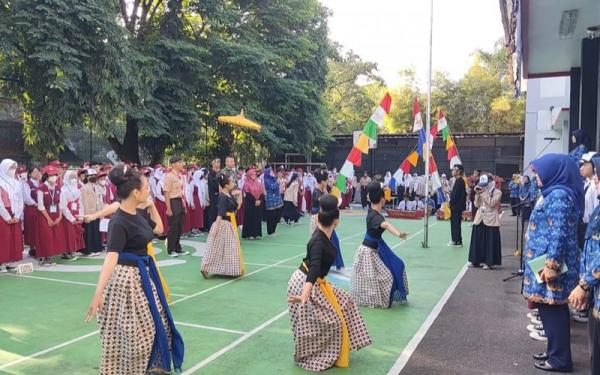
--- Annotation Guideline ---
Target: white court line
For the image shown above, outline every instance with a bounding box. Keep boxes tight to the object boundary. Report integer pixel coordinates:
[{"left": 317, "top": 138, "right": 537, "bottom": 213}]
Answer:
[
  {"left": 181, "top": 310, "right": 288, "bottom": 374},
  {"left": 174, "top": 321, "right": 247, "bottom": 335},
  {"left": 245, "top": 262, "right": 297, "bottom": 269},
  {"left": 1, "top": 273, "right": 190, "bottom": 298},
  {"left": 0, "top": 330, "right": 100, "bottom": 371},
  {"left": 0, "top": 231, "right": 357, "bottom": 371},
  {"left": 1, "top": 273, "right": 96, "bottom": 286},
  {"left": 387, "top": 263, "right": 469, "bottom": 375}
]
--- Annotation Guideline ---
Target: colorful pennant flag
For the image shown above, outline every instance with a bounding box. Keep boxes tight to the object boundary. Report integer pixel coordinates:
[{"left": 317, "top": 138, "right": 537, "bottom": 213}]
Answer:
[
  {"left": 446, "top": 135, "right": 455, "bottom": 151},
  {"left": 438, "top": 109, "right": 449, "bottom": 141},
  {"left": 407, "top": 151, "right": 419, "bottom": 167},
  {"left": 412, "top": 97, "right": 423, "bottom": 132},
  {"left": 336, "top": 93, "right": 392, "bottom": 193},
  {"left": 400, "top": 159, "right": 412, "bottom": 174},
  {"left": 447, "top": 145, "right": 458, "bottom": 159}
]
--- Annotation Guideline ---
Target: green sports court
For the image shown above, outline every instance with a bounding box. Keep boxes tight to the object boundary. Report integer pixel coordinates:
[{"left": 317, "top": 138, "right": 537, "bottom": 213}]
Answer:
[{"left": 0, "top": 213, "right": 469, "bottom": 374}]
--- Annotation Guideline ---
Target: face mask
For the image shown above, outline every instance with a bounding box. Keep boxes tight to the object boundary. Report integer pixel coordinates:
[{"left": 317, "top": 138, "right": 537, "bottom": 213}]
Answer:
[
  {"left": 98, "top": 180, "right": 107, "bottom": 186},
  {"left": 48, "top": 176, "right": 58, "bottom": 184},
  {"left": 19, "top": 173, "right": 27, "bottom": 180},
  {"left": 7, "top": 169, "right": 16, "bottom": 178},
  {"left": 70, "top": 178, "right": 78, "bottom": 186}
]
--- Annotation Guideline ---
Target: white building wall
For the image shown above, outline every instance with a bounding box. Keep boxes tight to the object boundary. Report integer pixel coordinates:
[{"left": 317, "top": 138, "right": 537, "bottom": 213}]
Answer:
[{"left": 523, "top": 77, "right": 571, "bottom": 170}]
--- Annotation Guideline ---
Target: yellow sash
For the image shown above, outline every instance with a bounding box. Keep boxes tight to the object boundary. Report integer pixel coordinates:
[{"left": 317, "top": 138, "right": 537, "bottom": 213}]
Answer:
[
  {"left": 302, "top": 262, "right": 350, "bottom": 367},
  {"left": 226, "top": 212, "right": 245, "bottom": 274},
  {"left": 147, "top": 243, "right": 172, "bottom": 304}
]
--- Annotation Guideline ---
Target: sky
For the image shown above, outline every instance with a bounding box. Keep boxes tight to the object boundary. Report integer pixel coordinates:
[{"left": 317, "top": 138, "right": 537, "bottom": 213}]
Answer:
[{"left": 320, "top": 0, "right": 505, "bottom": 88}]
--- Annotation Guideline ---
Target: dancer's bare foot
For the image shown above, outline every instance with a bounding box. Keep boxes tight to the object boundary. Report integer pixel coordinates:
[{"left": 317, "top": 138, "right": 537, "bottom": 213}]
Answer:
[{"left": 201, "top": 270, "right": 209, "bottom": 279}]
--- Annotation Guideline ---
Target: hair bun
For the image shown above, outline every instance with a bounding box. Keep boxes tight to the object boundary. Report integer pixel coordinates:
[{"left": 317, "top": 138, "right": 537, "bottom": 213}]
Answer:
[
  {"left": 109, "top": 164, "right": 130, "bottom": 186},
  {"left": 319, "top": 194, "right": 338, "bottom": 211}
]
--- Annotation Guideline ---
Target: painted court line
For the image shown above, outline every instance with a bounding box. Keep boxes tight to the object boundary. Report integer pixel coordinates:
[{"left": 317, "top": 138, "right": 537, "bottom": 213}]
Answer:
[
  {"left": 0, "top": 273, "right": 190, "bottom": 298},
  {"left": 245, "top": 262, "right": 297, "bottom": 269},
  {"left": 0, "top": 330, "right": 100, "bottom": 371},
  {"left": 1, "top": 273, "right": 97, "bottom": 286},
  {"left": 387, "top": 263, "right": 469, "bottom": 375},
  {"left": 174, "top": 321, "right": 247, "bottom": 335},
  {"left": 390, "top": 222, "right": 438, "bottom": 250},
  {"left": 181, "top": 310, "right": 289, "bottom": 374}
]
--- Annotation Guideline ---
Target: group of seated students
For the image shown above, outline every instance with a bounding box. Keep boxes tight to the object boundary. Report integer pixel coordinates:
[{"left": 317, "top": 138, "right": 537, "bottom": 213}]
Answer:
[{"left": 396, "top": 194, "right": 436, "bottom": 214}]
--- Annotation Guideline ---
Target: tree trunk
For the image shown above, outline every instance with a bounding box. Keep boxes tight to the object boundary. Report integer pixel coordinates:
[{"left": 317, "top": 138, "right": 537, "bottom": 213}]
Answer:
[{"left": 107, "top": 116, "right": 141, "bottom": 164}]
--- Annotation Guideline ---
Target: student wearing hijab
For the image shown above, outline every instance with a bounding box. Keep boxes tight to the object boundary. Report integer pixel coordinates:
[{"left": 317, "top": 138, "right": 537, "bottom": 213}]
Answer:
[
  {"left": 36, "top": 165, "right": 68, "bottom": 266},
  {"left": 0, "top": 159, "right": 24, "bottom": 272},
  {"left": 522, "top": 153, "right": 582, "bottom": 372},
  {"left": 282, "top": 172, "right": 300, "bottom": 225},
  {"left": 241, "top": 167, "right": 264, "bottom": 239},
  {"left": 263, "top": 166, "right": 283, "bottom": 237},
  {"left": 569, "top": 129, "right": 591, "bottom": 163},
  {"left": 468, "top": 174, "right": 502, "bottom": 270},
  {"left": 60, "top": 170, "right": 85, "bottom": 260},
  {"left": 186, "top": 169, "right": 206, "bottom": 235},
  {"left": 21, "top": 166, "right": 40, "bottom": 255}
]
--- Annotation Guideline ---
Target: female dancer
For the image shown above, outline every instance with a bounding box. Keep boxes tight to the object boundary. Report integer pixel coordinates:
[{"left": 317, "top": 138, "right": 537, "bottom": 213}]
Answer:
[
  {"left": 0, "top": 159, "right": 24, "bottom": 272},
  {"left": 288, "top": 194, "right": 371, "bottom": 371},
  {"left": 201, "top": 173, "right": 245, "bottom": 278},
  {"left": 350, "top": 182, "right": 409, "bottom": 308},
  {"left": 85, "top": 164, "right": 184, "bottom": 374},
  {"left": 310, "top": 169, "right": 345, "bottom": 270}
]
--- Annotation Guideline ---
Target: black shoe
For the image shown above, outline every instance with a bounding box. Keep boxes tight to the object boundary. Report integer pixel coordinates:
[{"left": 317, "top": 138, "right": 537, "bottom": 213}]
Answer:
[
  {"left": 533, "top": 361, "right": 571, "bottom": 372},
  {"left": 533, "top": 352, "right": 548, "bottom": 361}
]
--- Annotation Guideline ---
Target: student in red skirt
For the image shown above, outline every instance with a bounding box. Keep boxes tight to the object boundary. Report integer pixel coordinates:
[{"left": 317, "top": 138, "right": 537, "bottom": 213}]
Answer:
[
  {"left": 18, "top": 166, "right": 39, "bottom": 256},
  {"left": 152, "top": 167, "right": 169, "bottom": 237},
  {"left": 186, "top": 169, "right": 205, "bottom": 236},
  {"left": 60, "top": 170, "right": 85, "bottom": 260},
  {"left": 36, "top": 165, "right": 68, "bottom": 266},
  {"left": 0, "top": 159, "right": 24, "bottom": 272}
]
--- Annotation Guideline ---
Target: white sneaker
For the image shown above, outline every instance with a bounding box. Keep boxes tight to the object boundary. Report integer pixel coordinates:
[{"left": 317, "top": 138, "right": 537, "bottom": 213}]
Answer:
[
  {"left": 529, "top": 330, "right": 547, "bottom": 342},
  {"left": 177, "top": 250, "right": 190, "bottom": 256},
  {"left": 530, "top": 317, "right": 542, "bottom": 325},
  {"left": 527, "top": 324, "right": 544, "bottom": 332},
  {"left": 0, "top": 266, "right": 7, "bottom": 273},
  {"left": 527, "top": 311, "right": 539, "bottom": 320},
  {"left": 169, "top": 252, "right": 179, "bottom": 258}
]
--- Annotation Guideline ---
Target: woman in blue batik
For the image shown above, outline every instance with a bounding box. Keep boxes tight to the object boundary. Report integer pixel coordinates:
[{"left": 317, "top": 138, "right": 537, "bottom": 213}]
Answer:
[
  {"left": 509, "top": 174, "right": 520, "bottom": 216},
  {"left": 351, "top": 182, "right": 409, "bottom": 308},
  {"left": 263, "top": 166, "right": 283, "bottom": 237},
  {"left": 520, "top": 175, "right": 534, "bottom": 221},
  {"left": 569, "top": 129, "right": 591, "bottom": 163},
  {"left": 569, "top": 155, "right": 600, "bottom": 373},
  {"left": 522, "top": 153, "right": 583, "bottom": 373}
]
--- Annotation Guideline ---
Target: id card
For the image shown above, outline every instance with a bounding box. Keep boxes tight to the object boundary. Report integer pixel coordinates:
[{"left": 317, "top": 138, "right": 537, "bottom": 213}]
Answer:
[
  {"left": 49, "top": 204, "right": 58, "bottom": 214},
  {"left": 71, "top": 202, "right": 78, "bottom": 211}
]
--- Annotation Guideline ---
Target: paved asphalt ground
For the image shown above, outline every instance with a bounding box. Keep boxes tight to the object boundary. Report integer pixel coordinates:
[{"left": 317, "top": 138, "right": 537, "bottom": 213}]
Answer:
[{"left": 401, "top": 213, "right": 590, "bottom": 375}]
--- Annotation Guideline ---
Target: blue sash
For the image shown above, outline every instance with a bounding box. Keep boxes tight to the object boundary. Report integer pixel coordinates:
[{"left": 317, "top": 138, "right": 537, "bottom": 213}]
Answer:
[
  {"left": 118, "top": 253, "right": 184, "bottom": 372},
  {"left": 364, "top": 233, "right": 408, "bottom": 306},
  {"left": 331, "top": 230, "right": 345, "bottom": 270}
]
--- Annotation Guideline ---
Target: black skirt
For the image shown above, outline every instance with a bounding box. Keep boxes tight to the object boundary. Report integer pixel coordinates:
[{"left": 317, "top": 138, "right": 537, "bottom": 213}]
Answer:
[
  {"left": 282, "top": 201, "right": 299, "bottom": 223},
  {"left": 242, "top": 195, "right": 263, "bottom": 238},
  {"left": 468, "top": 223, "right": 502, "bottom": 266}
]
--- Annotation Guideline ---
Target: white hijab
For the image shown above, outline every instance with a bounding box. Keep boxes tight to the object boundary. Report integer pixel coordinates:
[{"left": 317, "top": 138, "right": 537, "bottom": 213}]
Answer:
[
  {"left": 0, "top": 159, "right": 23, "bottom": 211},
  {"left": 62, "top": 170, "right": 81, "bottom": 201}
]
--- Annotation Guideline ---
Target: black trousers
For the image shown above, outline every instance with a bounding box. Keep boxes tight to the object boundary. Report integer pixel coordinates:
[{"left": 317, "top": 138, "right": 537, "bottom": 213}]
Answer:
[
  {"left": 265, "top": 207, "right": 282, "bottom": 235},
  {"left": 167, "top": 198, "right": 185, "bottom": 253},
  {"left": 83, "top": 219, "right": 101, "bottom": 254},
  {"left": 450, "top": 208, "right": 463, "bottom": 244},
  {"left": 208, "top": 194, "right": 219, "bottom": 229},
  {"left": 360, "top": 187, "right": 368, "bottom": 208},
  {"left": 589, "top": 311, "right": 600, "bottom": 374},
  {"left": 537, "top": 303, "right": 572, "bottom": 370},
  {"left": 510, "top": 197, "right": 520, "bottom": 215}
]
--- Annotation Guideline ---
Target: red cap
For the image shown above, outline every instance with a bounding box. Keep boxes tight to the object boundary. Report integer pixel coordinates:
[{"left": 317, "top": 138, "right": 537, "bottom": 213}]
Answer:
[
  {"left": 97, "top": 171, "right": 107, "bottom": 178},
  {"left": 102, "top": 163, "right": 112, "bottom": 171},
  {"left": 44, "top": 165, "right": 59, "bottom": 176},
  {"left": 17, "top": 165, "right": 27, "bottom": 174},
  {"left": 77, "top": 168, "right": 87, "bottom": 176},
  {"left": 49, "top": 160, "right": 61, "bottom": 167},
  {"left": 61, "top": 162, "right": 68, "bottom": 168}
]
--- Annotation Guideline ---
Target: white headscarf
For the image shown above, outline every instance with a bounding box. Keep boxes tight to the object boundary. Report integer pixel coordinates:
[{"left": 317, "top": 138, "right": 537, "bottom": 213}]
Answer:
[
  {"left": 384, "top": 172, "right": 391, "bottom": 187},
  {"left": 62, "top": 170, "right": 81, "bottom": 201},
  {"left": 0, "top": 159, "right": 23, "bottom": 212}
]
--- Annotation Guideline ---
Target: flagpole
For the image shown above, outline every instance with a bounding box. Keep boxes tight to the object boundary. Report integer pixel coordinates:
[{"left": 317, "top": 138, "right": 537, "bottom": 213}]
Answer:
[{"left": 422, "top": 0, "right": 433, "bottom": 249}]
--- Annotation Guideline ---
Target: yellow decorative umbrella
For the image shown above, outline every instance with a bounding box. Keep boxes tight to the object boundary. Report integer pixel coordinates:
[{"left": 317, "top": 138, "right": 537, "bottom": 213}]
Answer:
[{"left": 217, "top": 109, "right": 262, "bottom": 132}]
